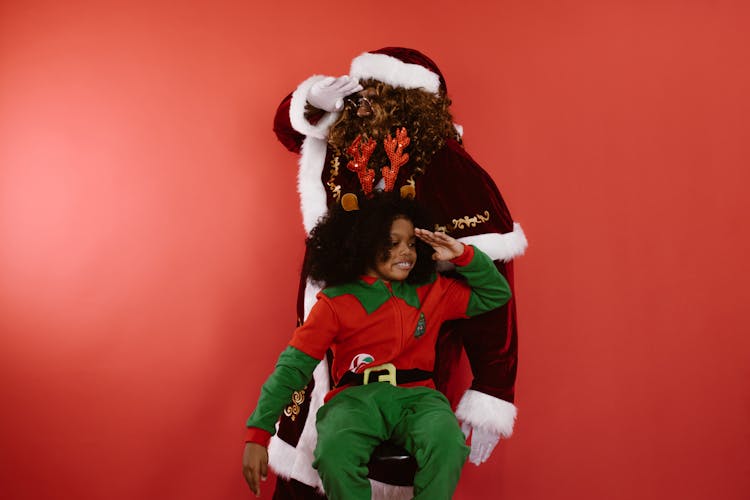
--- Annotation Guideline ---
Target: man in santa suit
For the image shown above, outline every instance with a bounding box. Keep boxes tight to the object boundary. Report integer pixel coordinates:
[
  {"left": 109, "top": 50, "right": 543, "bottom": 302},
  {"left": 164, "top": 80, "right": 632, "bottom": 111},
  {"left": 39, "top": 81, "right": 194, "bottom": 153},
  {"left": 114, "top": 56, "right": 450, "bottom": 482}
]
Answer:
[{"left": 263, "top": 47, "right": 527, "bottom": 499}]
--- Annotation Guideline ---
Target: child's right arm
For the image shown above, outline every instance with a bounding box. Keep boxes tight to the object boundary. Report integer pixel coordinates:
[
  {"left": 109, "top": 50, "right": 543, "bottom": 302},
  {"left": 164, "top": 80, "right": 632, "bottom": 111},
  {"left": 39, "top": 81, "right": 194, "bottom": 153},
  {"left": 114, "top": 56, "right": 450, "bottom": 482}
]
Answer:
[
  {"left": 242, "top": 346, "right": 319, "bottom": 497},
  {"left": 245, "top": 296, "right": 339, "bottom": 440},
  {"left": 243, "top": 297, "right": 339, "bottom": 496},
  {"left": 245, "top": 345, "right": 320, "bottom": 444}
]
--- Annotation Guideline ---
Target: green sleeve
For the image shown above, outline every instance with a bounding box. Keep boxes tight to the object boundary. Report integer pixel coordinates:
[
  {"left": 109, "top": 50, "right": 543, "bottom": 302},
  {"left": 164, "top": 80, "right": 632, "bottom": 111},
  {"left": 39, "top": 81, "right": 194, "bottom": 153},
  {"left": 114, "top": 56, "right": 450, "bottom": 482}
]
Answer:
[
  {"left": 456, "top": 245, "right": 512, "bottom": 317},
  {"left": 245, "top": 345, "right": 320, "bottom": 435}
]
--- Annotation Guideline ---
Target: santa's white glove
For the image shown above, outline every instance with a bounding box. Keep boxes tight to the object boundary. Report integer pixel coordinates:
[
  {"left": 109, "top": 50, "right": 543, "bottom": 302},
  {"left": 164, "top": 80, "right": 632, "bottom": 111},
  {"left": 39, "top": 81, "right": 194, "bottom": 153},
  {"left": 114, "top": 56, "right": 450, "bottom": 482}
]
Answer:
[
  {"left": 307, "top": 76, "right": 363, "bottom": 113},
  {"left": 461, "top": 421, "right": 501, "bottom": 465}
]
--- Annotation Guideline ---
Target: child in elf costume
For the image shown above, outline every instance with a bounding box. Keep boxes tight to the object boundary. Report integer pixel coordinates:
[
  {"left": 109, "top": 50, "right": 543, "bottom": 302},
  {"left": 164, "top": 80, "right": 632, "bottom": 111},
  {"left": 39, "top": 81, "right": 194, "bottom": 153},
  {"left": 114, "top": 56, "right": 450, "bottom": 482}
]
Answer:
[
  {"left": 266, "top": 47, "right": 527, "bottom": 499},
  {"left": 243, "top": 193, "right": 511, "bottom": 499}
]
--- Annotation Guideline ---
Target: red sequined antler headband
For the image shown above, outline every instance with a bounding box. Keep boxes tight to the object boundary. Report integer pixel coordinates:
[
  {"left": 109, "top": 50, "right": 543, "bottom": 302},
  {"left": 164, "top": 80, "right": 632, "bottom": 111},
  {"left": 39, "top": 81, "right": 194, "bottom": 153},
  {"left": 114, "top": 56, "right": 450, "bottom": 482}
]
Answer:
[{"left": 340, "top": 128, "right": 411, "bottom": 211}]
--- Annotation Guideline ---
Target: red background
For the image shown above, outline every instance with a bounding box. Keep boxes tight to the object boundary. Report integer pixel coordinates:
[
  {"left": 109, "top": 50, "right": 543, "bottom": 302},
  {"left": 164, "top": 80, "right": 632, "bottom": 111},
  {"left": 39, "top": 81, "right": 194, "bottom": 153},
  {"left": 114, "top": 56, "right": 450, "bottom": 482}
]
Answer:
[{"left": 1, "top": 1, "right": 749, "bottom": 499}]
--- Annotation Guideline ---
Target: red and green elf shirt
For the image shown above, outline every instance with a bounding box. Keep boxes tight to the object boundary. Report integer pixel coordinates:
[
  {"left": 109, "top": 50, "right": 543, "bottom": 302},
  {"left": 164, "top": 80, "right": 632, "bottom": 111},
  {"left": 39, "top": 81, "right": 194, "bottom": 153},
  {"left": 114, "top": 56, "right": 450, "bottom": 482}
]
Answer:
[{"left": 246, "top": 244, "right": 510, "bottom": 446}]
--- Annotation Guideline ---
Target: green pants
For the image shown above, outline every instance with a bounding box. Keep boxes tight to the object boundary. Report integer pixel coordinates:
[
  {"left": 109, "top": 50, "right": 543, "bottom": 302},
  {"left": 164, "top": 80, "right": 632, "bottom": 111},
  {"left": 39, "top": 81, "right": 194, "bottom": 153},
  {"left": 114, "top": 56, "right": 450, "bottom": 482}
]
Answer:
[{"left": 313, "top": 383, "right": 470, "bottom": 500}]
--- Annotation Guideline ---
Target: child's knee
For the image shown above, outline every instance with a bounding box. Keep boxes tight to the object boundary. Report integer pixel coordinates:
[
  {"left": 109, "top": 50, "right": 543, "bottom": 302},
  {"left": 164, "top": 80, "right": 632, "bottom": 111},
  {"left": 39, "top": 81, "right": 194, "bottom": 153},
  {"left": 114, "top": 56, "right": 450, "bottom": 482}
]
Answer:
[
  {"left": 422, "top": 422, "right": 470, "bottom": 466},
  {"left": 313, "top": 431, "right": 367, "bottom": 474},
  {"left": 313, "top": 431, "right": 340, "bottom": 471},
  {"left": 311, "top": 447, "right": 332, "bottom": 475}
]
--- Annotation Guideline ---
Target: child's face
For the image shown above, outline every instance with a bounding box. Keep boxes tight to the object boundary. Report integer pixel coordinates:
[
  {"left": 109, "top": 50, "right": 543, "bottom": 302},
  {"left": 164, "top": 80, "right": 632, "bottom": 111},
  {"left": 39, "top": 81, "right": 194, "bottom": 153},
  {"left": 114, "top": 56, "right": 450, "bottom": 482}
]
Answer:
[{"left": 366, "top": 217, "right": 417, "bottom": 282}]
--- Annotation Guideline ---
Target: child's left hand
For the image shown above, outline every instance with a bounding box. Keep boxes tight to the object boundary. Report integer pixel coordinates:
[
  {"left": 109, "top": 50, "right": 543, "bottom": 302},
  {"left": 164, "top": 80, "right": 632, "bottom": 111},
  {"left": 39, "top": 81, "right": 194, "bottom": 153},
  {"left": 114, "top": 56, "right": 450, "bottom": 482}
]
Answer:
[{"left": 415, "top": 228, "right": 465, "bottom": 261}]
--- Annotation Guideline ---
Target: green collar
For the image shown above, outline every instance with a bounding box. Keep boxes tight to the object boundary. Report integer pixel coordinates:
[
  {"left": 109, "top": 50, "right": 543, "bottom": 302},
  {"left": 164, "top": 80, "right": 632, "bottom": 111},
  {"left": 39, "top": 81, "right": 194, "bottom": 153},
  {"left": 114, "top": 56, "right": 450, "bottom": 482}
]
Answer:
[{"left": 322, "top": 275, "right": 435, "bottom": 314}]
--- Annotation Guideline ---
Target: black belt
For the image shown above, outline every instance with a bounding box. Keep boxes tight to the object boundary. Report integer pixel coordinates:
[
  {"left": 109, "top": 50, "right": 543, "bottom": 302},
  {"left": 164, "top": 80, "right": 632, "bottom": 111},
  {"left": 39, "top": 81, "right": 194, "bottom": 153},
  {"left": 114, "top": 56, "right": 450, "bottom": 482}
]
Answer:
[{"left": 336, "top": 364, "right": 433, "bottom": 388}]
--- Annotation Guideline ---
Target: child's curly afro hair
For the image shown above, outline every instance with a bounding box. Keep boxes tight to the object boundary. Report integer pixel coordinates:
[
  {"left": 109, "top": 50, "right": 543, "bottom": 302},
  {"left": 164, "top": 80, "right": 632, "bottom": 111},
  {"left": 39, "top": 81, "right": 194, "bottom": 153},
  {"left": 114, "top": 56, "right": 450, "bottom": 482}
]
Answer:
[{"left": 304, "top": 192, "right": 436, "bottom": 287}]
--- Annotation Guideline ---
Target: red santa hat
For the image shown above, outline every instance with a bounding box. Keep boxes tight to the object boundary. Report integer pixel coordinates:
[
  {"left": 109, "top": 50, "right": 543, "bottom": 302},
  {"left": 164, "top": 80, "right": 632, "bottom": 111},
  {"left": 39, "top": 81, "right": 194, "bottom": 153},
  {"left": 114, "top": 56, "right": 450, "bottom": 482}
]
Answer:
[{"left": 349, "top": 47, "right": 447, "bottom": 95}]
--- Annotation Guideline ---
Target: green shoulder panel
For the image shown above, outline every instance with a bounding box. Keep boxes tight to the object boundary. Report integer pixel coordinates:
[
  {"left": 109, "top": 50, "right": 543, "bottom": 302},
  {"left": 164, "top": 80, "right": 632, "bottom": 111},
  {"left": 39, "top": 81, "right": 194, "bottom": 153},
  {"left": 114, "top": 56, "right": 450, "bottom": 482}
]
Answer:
[
  {"left": 322, "top": 275, "right": 435, "bottom": 314},
  {"left": 322, "top": 280, "right": 391, "bottom": 314}
]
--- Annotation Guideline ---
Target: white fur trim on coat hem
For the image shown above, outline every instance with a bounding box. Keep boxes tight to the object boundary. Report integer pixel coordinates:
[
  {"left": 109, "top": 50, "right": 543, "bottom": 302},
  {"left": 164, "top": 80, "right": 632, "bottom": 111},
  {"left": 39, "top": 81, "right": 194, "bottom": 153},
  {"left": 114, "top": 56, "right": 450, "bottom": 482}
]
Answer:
[
  {"left": 267, "top": 432, "right": 324, "bottom": 491},
  {"left": 455, "top": 389, "right": 517, "bottom": 438},
  {"left": 269, "top": 438, "right": 417, "bottom": 499},
  {"left": 268, "top": 286, "right": 330, "bottom": 492},
  {"left": 350, "top": 52, "right": 440, "bottom": 94},
  {"left": 370, "top": 480, "right": 413, "bottom": 500},
  {"left": 267, "top": 358, "right": 329, "bottom": 492},
  {"left": 289, "top": 75, "right": 341, "bottom": 139}
]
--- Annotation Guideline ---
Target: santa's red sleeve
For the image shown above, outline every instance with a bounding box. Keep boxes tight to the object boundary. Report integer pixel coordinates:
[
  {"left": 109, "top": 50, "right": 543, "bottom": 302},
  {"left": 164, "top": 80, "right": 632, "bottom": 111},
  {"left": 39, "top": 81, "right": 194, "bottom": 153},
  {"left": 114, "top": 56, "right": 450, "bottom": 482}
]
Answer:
[{"left": 419, "top": 139, "right": 526, "bottom": 439}]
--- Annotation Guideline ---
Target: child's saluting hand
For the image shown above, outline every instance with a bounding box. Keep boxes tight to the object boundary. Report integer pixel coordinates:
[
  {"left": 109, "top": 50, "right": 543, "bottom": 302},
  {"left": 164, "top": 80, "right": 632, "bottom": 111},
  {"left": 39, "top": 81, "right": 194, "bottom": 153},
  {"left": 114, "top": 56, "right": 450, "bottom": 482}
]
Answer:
[{"left": 414, "top": 228, "right": 465, "bottom": 261}]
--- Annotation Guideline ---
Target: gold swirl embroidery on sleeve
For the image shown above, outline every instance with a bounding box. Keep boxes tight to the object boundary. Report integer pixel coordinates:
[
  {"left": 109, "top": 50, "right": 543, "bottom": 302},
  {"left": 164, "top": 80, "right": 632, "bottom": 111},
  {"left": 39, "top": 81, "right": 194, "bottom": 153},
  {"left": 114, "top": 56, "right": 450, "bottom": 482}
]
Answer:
[
  {"left": 327, "top": 156, "right": 342, "bottom": 202},
  {"left": 434, "top": 211, "right": 491, "bottom": 233},
  {"left": 283, "top": 389, "right": 306, "bottom": 421}
]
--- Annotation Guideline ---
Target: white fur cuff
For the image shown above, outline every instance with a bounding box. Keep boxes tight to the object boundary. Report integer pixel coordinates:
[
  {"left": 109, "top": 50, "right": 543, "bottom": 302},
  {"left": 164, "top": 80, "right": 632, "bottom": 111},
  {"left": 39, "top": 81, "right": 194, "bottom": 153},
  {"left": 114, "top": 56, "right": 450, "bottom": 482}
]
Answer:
[
  {"left": 289, "top": 75, "right": 341, "bottom": 139},
  {"left": 455, "top": 389, "right": 517, "bottom": 438},
  {"left": 458, "top": 222, "right": 528, "bottom": 263}
]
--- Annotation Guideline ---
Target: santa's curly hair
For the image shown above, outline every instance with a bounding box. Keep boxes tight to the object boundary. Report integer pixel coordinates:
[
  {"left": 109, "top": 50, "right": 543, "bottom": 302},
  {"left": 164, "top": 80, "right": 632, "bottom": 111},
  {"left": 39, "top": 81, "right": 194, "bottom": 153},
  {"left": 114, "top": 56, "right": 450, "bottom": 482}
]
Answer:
[{"left": 327, "top": 79, "right": 459, "bottom": 177}]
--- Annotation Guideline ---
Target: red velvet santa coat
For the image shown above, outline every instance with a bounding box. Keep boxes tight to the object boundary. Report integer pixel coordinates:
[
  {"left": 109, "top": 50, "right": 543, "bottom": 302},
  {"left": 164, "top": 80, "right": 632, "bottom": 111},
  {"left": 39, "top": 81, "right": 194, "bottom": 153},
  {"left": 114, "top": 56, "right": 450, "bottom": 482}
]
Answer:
[{"left": 267, "top": 76, "right": 527, "bottom": 494}]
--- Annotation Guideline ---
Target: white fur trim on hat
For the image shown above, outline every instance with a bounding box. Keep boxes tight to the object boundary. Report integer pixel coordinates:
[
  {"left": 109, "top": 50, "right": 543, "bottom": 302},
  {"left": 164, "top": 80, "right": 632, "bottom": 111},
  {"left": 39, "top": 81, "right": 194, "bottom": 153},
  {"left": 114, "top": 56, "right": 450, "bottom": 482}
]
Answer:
[
  {"left": 350, "top": 52, "right": 441, "bottom": 94},
  {"left": 455, "top": 389, "right": 517, "bottom": 439},
  {"left": 289, "top": 75, "right": 342, "bottom": 139},
  {"left": 458, "top": 222, "right": 528, "bottom": 263}
]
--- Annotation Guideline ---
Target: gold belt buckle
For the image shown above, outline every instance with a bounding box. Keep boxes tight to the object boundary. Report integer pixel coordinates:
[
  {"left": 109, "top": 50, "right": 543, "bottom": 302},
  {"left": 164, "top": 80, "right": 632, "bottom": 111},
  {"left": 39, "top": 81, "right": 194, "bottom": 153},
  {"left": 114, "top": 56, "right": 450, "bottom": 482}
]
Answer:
[{"left": 363, "top": 363, "right": 397, "bottom": 386}]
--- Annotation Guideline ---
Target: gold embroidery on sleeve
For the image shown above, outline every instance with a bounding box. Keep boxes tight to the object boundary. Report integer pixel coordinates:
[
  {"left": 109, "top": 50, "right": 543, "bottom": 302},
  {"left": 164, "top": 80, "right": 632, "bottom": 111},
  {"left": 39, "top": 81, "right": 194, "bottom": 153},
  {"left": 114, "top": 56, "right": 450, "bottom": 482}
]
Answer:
[
  {"left": 283, "top": 389, "right": 306, "bottom": 421},
  {"left": 434, "top": 211, "right": 491, "bottom": 233}
]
